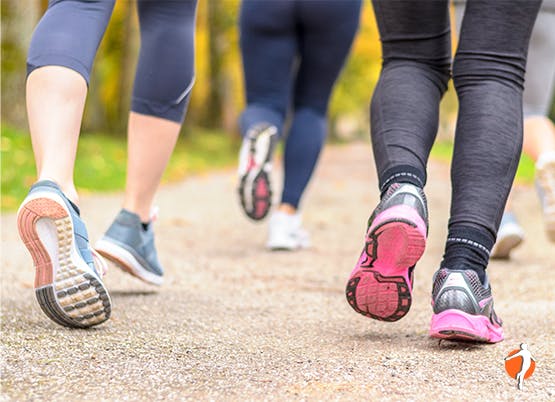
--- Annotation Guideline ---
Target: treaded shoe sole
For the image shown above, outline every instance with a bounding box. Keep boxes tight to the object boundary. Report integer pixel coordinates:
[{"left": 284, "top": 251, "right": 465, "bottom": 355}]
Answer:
[
  {"left": 429, "top": 309, "right": 504, "bottom": 343},
  {"left": 17, "top": 193, "right": 111, "bottom": 328},
  {"left": 346, "top": 205, "right": 426, "bottom": 322},
  {"left": 95, "top": 238, "right": 163, "bottom": 286},
  {"left": 239, "top": 169, "right": 271, "bottom": 221}
]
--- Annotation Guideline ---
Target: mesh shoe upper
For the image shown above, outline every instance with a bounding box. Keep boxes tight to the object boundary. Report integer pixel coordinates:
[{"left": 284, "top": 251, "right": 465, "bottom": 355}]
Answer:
[
  {"left": 369, "top": 183, "right": 429, "bottom": 231},
  {"left": 431, "top": 267, "right": 501, "bottom": 326},
  {"left": 101, "top": 209, "right": 164, "bottom": 276}
]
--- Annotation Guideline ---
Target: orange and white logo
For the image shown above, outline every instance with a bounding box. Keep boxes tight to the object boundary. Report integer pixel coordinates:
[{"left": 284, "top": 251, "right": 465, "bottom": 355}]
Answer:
[{"left": 504, "top": 343, "right": 536, "bottom": 390}]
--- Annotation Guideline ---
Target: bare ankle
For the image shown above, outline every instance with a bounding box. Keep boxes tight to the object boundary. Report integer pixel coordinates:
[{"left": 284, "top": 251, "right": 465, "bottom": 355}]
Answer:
[{"left": 277, "top": 203, "right": 297, "bottom": 215}]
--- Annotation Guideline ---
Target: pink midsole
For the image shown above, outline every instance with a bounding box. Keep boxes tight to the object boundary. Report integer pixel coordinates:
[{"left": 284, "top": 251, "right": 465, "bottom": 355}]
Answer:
[
  {"left": 369, "top": 204, "right": 427, "bottom": 237},
  {"left": 351, "top": 204, "right": 427, "bottom": 280},
  {"left": 430, "top": 309, "right": 504, "bottom": 343}
]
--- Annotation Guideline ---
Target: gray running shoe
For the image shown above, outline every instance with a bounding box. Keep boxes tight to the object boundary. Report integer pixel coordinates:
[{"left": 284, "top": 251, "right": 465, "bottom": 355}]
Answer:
[
  {"left": 95, "top": 209, "right": 163, "bottom": 286},
  {"left": 429, "top": 267, "right": 503, "bottom": 343},
  {"left": 17, "top": 180, "right": 111, "bottom": 328}
]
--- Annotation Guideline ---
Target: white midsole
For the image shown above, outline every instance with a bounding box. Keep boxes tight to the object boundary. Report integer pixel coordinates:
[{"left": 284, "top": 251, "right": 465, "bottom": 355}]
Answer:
[
  {"left": 18, "top": 190, "right": 99, "bottom": 290},
  {"left": 239, "top": 127, "right": 276, "bottom": 212},
  {"left": 95, "top": 239, "right": 163, "bottom": 286}
]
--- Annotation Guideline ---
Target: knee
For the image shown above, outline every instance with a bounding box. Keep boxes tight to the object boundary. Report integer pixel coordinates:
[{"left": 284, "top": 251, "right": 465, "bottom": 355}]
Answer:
[{"left": 452, "top": 52, "right": 526, "bottom": 93}]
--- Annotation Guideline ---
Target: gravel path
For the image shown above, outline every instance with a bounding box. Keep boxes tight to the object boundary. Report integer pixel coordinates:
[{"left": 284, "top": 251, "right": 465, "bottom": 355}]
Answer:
[{"left": 2, "top": 142, "right": 554, "bottom": 401}]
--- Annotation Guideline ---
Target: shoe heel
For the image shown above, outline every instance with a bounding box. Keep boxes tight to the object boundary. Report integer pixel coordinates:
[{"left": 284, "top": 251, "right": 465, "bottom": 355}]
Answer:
[
  {"left": 17, "top": 197, "right": 69, "bottom": 288},
  {"left": 18, "top": 195, "right": 112, "bottom": 328}
]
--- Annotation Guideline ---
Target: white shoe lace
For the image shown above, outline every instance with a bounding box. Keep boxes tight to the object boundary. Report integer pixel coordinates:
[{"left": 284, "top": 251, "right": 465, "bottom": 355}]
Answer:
[{"left": 91, "top": 248, "right": 108, "bottom": 277}]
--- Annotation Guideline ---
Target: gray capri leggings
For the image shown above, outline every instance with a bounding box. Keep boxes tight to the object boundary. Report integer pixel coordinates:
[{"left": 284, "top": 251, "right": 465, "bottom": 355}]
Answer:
[
  {"left": 455, "top": 0, "right": 555, "bottom": 117},
  {"left": 27, "top": 0, "right": 197, "bottom": 123}
]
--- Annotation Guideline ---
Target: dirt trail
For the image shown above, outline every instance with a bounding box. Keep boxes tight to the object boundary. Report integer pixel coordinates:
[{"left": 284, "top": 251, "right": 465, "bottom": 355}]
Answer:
[{"left": 2, "top": 143, "right": 554, "bottom": 400}]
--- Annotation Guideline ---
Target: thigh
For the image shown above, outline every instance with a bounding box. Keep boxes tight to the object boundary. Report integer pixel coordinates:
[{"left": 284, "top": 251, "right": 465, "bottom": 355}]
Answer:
[
  {"left": 27, "top": 0, "right": 115, "bottom": 83},
  {"left": 294, "top": 0, "right": 361, "bottom": 113},
  {"left": 240, "top": 0, "right": 297, "bottom": 114},
  {"left": 132, "top": 0, "right": 198, "bottom": 121},
  {"left": 457, "top": 0, "right": 541, "bottom": 69},
  {"left": 372, "top": 0, "right": 450, "bottom": 64}
]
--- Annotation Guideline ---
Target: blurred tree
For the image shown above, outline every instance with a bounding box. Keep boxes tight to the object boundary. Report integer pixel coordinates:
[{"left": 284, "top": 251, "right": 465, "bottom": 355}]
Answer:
[
  {"left": 2, "top": 0, "right": 391, "bottom": 142},
  {"left": 187, "top": 0, "right": 241, "bottom": 133},
  {"left": 1, "top": 1, "right": 41, "bottom": 128}
]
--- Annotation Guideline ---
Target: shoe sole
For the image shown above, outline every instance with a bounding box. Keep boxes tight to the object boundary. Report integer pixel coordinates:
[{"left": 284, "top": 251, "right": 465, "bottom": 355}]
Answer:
[
  {"left": 239, "top": 170, "right": 272, "bottom": 221},
  {"left": 536, "top": 158, "right": 555, "bottom": 242},
  {"left": 95, "top": 239, "right": 163, "bottom": 286},
  {"left": 490, "top": 231, "right": 523, "bottom": 259},
  {"left": 429, "top": 309, "right": 504, "bottom": 343},
  {"left": 238, "top": 128, "right": 275, "bottom": 221},
  {"left": 17, "top": 192, "right": 111, "bottom": 328},
  {"left": 346, "top": 205, "right": 426, "bottom": 322}
]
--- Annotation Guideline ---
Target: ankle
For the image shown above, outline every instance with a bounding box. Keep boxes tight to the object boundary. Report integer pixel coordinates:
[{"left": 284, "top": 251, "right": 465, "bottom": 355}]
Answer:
[
  {"left": 277, "top": 203, "right": 297, "bottom": 215},
  {"left": 122, "top": 204, "right": 152, "bottom": 223},
  {"left": 442, "top": 226, "right": 495, "bottom": 283},
  {"left": 38, "top": 176, "right": 79, "bottom": 206}
]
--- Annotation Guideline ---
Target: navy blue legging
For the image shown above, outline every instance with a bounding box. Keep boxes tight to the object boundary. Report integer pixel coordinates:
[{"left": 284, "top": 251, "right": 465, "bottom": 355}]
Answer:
[
  {"left": 370, "top": 0, "right": 541, "bottom": 270},
  {"left": 240, "top": 0, "right": 361, "bottom": 209},
  {"left": 27, "top": 0, "right": 197, "bottom": 123}
]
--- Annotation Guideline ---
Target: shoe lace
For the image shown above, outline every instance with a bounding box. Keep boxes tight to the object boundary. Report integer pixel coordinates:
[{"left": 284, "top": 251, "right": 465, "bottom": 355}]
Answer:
[
  {"left": 150, "top": 206, "right": 159, "bottom": 223},
  {"left": 91, "top": 248, "right": 108, "bottom": 277}
]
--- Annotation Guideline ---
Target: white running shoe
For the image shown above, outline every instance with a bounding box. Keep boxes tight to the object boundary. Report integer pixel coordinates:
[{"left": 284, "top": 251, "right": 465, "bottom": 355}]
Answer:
[
  {"left": 237, "top": 123, "right": 278, "bottom": 221},
  {"left": 266, "top": 211, "right": 310, "bottom": 251},
  {"left": 536, "top": 151, "right": 555, "bottom": 242},
  {"left": 491, "top": 212, "right": 524, "bottom": 259}
]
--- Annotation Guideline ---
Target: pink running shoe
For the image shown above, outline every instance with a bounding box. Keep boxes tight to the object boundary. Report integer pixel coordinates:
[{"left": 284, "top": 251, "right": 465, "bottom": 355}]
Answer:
[
  {"left": 429, "top": 268, "right": 503, "bottom": 343},
  {"left": 346, "top": 183, "right": 428, "bottom": 322},
  {"left": 238, "top": 123, "right": 278, "bottom": 221}
]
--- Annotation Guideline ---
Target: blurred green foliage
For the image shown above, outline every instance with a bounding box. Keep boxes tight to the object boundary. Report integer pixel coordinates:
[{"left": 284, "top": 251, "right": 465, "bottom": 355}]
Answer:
[
  {"left": 1, "top": 125, "right": 239, "bottom": 211},
  {"left": 0, "top": 1, "right": 547, "bottom": 212}
]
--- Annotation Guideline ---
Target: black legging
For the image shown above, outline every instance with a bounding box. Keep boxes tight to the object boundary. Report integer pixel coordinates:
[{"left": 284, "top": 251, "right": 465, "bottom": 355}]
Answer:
[
  {"left": 370, "top": 0, "right": 541, "bottom": 268},
  {"left": 27, "top": 0, "right": 197, "bottom": 123}
]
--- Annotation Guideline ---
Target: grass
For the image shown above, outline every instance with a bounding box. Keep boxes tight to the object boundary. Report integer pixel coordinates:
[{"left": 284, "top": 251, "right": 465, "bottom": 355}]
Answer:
[
  {"left": 1, "top": 126, "right": 536, "bottom": 212},
  {"left": 1, "top": 125, "right": 240, "bottom": 211}
]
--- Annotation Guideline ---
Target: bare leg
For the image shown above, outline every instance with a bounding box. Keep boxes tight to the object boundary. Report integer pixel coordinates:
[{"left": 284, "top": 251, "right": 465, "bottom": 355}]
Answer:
[
  {"left": 522, "top": 116, "right": 555, "bottom": 161},
  {"left": 122, "top": 112, "right": 181, "bottom": 222},
  {"left": 277, "top": 203, "right": 297, "bottom": 215},
  {"left": 26, "top": 66, "right": 87, "bottom": 205}
]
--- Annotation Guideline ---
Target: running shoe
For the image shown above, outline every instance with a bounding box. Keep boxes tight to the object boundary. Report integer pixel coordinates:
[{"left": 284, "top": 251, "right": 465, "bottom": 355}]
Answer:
[
  {"left": 237, "top": 123, "right": 278, "bottom": 221},
  {"left": 491, "top": 212, "right": 524, "bottom": 259},
  {"left": 429, "top": 267, "right": 503, "bottom": 343},
  {"left": 95, "top": 209, "right": 163, "bottom": 286},
  {"left": 346, "top": 183, "right": 428, "bottom": 322},
  {"left": 17, "top": 180, "right": 112, "bottom": 328},
  {"left": 536, "top": 152, "right": 555, "bottom": 242},
  {"left": 266, "top": 211, "right": 310, "bottom": 251}
]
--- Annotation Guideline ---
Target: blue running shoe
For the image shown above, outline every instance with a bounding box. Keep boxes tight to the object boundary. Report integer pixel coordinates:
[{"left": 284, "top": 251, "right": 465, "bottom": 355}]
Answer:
[
  {"left": 95, "top": 209, "right": 164, "bottom": 286},
  {"left": 17, "top": 180, "right": 112, "bottom": 328}
]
